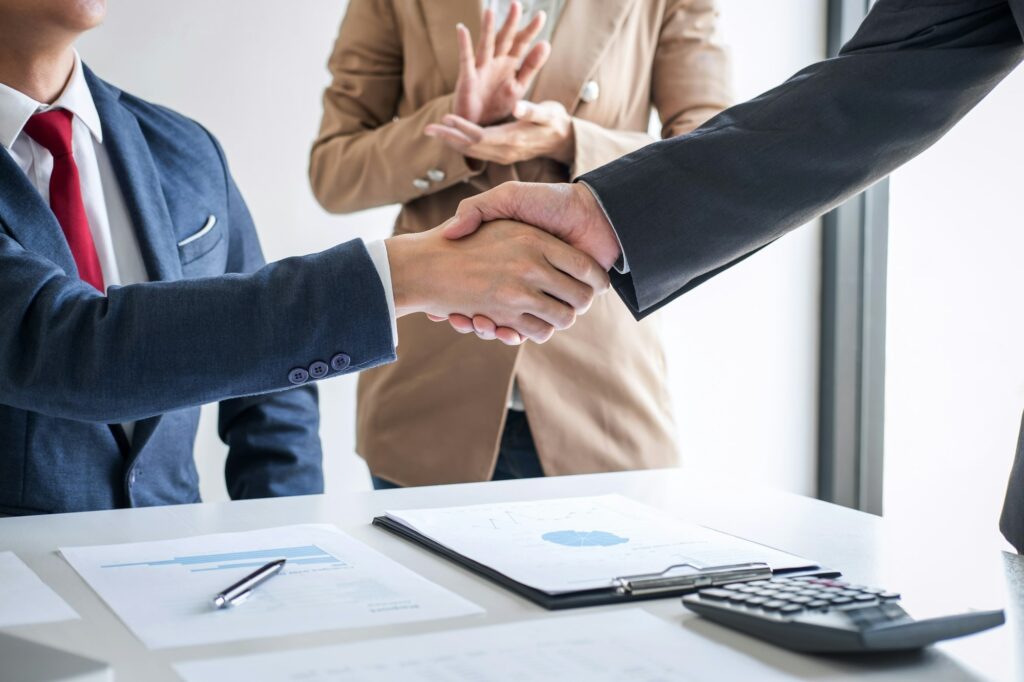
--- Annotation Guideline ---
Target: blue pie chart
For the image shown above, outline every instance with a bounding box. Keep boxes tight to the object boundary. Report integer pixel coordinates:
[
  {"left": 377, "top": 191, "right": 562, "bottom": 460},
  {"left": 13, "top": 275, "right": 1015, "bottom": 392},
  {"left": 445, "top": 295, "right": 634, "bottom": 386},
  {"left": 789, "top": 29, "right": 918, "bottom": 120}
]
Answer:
[{"left": 542, "top": 530, "right": 629, "bottom": 547}]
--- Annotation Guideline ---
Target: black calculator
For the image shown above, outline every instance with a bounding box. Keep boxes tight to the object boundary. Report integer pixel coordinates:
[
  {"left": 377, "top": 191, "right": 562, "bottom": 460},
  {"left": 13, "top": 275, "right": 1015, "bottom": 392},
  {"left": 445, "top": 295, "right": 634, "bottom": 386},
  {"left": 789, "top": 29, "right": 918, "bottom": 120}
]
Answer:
[{"left": 682, "top": 575, "right": 1005, "bottom": 653}]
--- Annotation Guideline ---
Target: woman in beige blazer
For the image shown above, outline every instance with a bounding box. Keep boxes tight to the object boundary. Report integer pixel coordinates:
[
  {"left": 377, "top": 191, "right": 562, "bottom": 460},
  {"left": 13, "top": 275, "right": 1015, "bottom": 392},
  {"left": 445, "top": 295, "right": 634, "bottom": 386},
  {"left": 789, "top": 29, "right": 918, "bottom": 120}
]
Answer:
[{"left": 310, "top": 0, "right": 731, "bottom": 488}]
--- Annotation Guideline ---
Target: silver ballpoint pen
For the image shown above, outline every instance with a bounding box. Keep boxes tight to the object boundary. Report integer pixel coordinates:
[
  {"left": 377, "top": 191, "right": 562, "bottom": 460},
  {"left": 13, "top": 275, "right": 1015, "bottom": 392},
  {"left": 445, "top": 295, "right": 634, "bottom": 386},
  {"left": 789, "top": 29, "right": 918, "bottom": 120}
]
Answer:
[{"left": 212, "top": 558, "right": 286, "bottom": 609}]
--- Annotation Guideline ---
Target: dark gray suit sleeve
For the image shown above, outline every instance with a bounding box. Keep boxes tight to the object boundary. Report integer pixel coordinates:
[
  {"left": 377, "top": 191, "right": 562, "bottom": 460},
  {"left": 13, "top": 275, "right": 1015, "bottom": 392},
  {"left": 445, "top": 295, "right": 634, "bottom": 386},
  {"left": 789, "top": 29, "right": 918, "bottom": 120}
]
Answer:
[
  {"left": 210, "top": 139, "right": 325, "bottom": 500},
  {"left": 580, "top": 0, "right": 1024, "bottom": 317},
  {"left": 1001, "top": 412, "right": 1024, "bottom": 552}
]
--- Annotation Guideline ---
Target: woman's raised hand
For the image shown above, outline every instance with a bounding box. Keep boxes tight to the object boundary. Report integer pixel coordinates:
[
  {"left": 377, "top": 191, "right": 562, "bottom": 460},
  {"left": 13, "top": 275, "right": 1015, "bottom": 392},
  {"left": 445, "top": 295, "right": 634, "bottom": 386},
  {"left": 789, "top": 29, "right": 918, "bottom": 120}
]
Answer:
[{"left": 452, "top": 2, "right": 551, "bottom": 126}]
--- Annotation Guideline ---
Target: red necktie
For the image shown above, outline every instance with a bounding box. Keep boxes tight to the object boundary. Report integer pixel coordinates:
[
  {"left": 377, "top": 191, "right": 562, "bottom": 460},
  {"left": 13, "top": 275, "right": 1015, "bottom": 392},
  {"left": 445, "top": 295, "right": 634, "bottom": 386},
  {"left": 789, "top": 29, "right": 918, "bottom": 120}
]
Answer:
[{"left": 22, "top": 109, "right": 105, "bottom": 291}]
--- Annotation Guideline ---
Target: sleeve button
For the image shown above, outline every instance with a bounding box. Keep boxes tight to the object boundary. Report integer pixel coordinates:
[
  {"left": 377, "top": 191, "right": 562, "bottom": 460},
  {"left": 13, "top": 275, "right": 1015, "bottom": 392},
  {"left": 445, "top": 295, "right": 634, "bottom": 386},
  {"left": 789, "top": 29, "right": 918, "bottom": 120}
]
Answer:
[
  {"left": 288, "top": 367, "right": 310, "bottom": 385},
  {"left": 309, "top": 361, "right": 329, "bottom": 379},
  {"left": 330, "top": 353, "right": 352, "bottom": 372}
]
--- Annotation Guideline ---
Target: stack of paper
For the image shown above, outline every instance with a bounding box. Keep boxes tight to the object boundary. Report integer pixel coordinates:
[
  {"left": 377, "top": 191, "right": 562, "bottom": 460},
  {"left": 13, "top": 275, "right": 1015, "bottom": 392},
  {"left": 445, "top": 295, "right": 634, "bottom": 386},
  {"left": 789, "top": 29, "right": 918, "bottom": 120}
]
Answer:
[{"left": 0, "top": 551, "right": 79, "bottom": 627}]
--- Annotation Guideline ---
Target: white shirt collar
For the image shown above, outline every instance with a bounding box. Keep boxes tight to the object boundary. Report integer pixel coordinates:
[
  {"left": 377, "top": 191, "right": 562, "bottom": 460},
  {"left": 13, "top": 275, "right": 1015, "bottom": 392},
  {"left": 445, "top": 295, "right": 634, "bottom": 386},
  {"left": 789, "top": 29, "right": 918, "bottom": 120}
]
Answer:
[{"left": 0, "top": 51, "right": 102, "bottom": 151}]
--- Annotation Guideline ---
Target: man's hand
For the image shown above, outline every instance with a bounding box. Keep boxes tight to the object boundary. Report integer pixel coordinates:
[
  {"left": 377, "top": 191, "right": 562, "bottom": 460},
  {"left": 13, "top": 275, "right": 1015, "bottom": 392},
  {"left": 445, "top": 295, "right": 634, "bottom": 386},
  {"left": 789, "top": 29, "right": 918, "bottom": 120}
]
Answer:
[
  {"left": 426, "top": 100, "right": 575, "bottom": 165},
  {"left": 446, "top": 181, "right": 620, "bottom": 267},
  {"left": 428, "top": 182, "right": 621, "bottom": 344},
  {"left": 385, "top": 220, "right": 609, "bottom": 344},
  {"left": 453, "top": 3, "right": 551, "bottom": 126}
]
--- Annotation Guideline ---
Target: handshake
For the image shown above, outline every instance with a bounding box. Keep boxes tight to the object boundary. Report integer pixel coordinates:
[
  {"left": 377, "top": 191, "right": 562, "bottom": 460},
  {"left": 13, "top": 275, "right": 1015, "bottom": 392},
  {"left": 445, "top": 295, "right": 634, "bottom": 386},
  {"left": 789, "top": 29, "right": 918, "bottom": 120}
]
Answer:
[{"left": 385, "top": 181, "right": 622, "bottom": 345}]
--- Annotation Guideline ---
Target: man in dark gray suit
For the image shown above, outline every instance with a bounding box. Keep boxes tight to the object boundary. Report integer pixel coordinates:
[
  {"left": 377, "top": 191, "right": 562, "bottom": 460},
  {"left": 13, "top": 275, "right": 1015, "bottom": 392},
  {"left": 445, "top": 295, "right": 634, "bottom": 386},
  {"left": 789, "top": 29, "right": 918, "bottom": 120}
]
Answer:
[{"left": 437, "top": 0, "right": 1024, "bottom": 552}]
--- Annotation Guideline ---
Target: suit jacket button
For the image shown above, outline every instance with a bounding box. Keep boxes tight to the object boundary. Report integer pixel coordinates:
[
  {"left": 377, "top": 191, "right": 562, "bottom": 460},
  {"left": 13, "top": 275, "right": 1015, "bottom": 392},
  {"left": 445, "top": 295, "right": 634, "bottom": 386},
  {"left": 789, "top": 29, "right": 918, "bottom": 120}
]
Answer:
[
  {"left": 426, "top": 168, "right": 445, "bottom": 183},
  {"left": 288, "top": 367, "right": 310, "bottom": 385},
  {"left": 309, "top": 361, "right": 329, "bottom": 379},
  {"left": 330, "top": 353, "right": 352, "bottom": 372},
  {"left": 580, "top": 79, "right": 600, "bottom": 103},
  {"left": 412, "top": 177, "right": 430, "bottom": 191}
]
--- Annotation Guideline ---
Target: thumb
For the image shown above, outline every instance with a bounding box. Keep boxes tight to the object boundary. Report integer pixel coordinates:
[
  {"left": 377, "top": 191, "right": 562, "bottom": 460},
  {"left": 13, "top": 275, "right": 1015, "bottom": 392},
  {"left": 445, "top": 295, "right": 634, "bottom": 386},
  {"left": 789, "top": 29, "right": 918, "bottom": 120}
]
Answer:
[{"left": 442, "top": 183, "right": 518, "bottom": 240}]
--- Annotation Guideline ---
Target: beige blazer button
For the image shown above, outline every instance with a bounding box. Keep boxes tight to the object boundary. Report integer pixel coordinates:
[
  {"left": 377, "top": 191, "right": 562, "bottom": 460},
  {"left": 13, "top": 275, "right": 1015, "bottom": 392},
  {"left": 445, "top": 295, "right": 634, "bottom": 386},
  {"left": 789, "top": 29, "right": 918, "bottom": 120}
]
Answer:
[
  {"left": 412, "top": 177, "right": 430, "bottom": 191},
  {"left": 426, "top": 168, "right": 446, "bottom": 183},
  {"left": 580, "top": 80, "right": 600, "bottom": 104}
]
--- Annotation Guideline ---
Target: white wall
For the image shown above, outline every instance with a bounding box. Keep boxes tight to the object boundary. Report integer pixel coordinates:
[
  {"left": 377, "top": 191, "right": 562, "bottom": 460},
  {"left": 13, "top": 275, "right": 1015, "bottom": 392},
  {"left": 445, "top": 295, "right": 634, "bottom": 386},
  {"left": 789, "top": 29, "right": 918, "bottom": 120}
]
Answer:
[
  {"left": 884, "top": 66, "right": 1024, "bottom": 548},
  {"left": 660, "top": 0, "right": 825, "bottom": 496},
  {"left": 78, "top": 0, "right": 825, "bottom": 501}
]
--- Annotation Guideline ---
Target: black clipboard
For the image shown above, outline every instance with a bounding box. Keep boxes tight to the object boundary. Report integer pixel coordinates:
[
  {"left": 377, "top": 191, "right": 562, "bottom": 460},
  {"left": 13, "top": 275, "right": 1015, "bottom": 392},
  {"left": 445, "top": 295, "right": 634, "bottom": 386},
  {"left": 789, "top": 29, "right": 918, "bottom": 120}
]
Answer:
[{"left": 373, "top": 515, "right": 840, "bottom": 610}]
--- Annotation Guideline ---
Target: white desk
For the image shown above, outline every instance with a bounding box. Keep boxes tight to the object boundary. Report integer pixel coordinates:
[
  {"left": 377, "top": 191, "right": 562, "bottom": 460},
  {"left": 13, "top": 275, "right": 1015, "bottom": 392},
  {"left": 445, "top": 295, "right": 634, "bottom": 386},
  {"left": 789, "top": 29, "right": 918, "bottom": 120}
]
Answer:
[{"left": 1, "top": 470, "right": 1021, "bottom": 680}]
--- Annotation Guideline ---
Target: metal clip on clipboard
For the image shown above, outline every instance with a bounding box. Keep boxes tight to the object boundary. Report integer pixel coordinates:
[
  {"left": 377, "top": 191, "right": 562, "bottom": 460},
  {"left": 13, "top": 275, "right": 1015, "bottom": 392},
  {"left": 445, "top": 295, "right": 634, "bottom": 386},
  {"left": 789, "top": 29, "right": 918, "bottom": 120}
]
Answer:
[{"left": 613, "top": 562, "right": 772, "bottom": 597}]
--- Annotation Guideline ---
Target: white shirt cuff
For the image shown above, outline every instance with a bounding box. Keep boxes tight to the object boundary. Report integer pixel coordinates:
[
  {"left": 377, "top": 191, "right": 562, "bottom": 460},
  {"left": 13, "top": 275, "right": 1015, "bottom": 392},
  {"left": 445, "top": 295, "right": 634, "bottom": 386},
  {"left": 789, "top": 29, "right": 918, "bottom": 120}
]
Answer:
[
  {"left": 364, "top": 239, "right": 398, "bottom": 348},
  {"left": 578, "top": 180, "right": 629, "bottom": 274}
]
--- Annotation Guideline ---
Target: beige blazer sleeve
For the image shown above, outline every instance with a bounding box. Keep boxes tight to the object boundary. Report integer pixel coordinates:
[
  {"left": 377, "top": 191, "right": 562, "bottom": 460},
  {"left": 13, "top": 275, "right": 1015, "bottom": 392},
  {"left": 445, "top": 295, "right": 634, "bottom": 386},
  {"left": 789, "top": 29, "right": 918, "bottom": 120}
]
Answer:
[
  {"left": 570, "top": 0, "right": 732, "bottom": 177},
  {"left": 309, "top": 0, "right": 486, "bottom": 214}
]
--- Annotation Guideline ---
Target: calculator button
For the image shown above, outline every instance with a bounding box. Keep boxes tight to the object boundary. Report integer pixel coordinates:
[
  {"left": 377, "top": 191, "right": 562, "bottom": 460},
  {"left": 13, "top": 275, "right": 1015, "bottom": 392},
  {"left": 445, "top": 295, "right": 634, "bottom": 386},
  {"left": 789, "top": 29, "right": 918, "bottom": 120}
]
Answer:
[
  {"left": 729, "top": 594, "right": 754, "bottom": 604},
  {"left": 829, "top": 596, "right": 853, "bottom": 605},
  {"left": 808, "top": 600, "right": 830, "bottom": 609},
  {"left": 745, "top": 597, "right": 768, "bottom": 606},
  {"left": 853, "top": 594, "right": 876, "bottom": 602},
  {"left": 796, "top": 589, "right": 820, "bottom": 597},
  {"left": 754, "top": 589, "right": 780, "bottom": 597},
  {"left": 780, "top": 605, "right": 803, "bottom": 615},
  {"left": 762, "top": 600, "right": 788, "bottom": 611},
  {"left": 700, "top": 589, "right": 736, "bottom": 601},
  {"left": 787, "top": 596, "right": 813, "bottom": 605},
  {"left": 880, "top": 592, "right": 900, "bottom": 600}
]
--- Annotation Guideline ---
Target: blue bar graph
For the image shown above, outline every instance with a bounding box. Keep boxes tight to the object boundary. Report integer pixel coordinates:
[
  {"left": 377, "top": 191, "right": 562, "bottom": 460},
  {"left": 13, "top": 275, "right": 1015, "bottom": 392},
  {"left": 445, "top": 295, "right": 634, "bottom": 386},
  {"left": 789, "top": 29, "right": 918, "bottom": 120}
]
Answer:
[{"left": 101, "top": 545, "right": 345, "bottom": 572}]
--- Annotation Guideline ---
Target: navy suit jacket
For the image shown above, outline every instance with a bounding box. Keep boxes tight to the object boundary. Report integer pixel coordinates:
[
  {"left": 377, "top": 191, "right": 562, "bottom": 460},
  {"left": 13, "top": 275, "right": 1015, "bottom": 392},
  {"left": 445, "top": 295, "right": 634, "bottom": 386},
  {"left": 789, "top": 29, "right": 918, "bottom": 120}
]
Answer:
[
  {"left": 0, "top": 68, "right": 395, "bottom": 515},
  {"left": 581, "top": 0, "right": 1024, "bottom": 550}
]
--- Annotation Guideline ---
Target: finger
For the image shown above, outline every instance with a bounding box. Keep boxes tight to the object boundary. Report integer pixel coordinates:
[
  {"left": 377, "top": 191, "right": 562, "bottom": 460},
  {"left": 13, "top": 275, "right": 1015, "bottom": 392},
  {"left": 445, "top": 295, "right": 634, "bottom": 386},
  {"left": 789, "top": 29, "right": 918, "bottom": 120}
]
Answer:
[
  {"left": 472, "top": 315, "right": 497, "bottom": 340},
  {"left": 456, "top": 23, "right": 475, "bottom": 77},
  {"left": 425, "top": 124, "right": 475, "bottom": 150},
  {"left": 494, "top": 1, "right": 522, "bottom": 56},
  {"left": 540, "top": 233, "right": 611, "bottom": 298},
  {"left": 476, "top": 7, "right": 496, "bottom": 66},
  {"left": 441, "top": 114, "right": 486, "bottom": 143},
  {"left": 515, "top": 41, "right": 551, "bottom": 88},
  {"left": 519, "top": 289, "right": 577, "bottom": 332},
  {"left": 513, "top": 100, "right": 554, "bottom": 125},
  {"left": 444, "top": 183, "right": 521, "bottom": 239},
  {"left": 448, "top": 314, "right": 476, "bottom": 334},
  {"left": 495, "top": 327, "right": 524, "bottom": 345},
  {"left": 534, "top": 267, "right": 597, "bottom": 314},
  {"left": 512, "top": 313, "right": 557, "bottom": 343},
  {"left": 509, "top": 10, "right": 546, "bottom": 59}
]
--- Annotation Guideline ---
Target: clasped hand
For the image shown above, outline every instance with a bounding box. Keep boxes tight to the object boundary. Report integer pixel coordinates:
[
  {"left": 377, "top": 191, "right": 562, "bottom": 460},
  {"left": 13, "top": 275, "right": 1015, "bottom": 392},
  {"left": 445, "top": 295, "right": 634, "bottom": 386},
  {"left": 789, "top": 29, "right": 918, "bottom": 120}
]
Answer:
[
  {"left": 429, "top": 182, "right": 622, "bottom": 345},
  {"left": 386, "top": 219, "right": 609, "bottom": 344}
]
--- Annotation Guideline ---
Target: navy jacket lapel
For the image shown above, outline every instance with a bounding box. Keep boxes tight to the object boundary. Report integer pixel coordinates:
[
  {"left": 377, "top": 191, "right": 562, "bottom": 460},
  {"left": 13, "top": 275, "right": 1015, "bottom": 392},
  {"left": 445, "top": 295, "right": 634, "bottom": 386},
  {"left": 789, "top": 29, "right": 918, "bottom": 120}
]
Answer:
[
  {"left": 86, "top": 67, "right": 182, "bottom": 456},
  {"left": 85, "top": 67, "right": 182, "bottom": 283},
  {"left": 0, "top": 144, "right": 79, "bottom": 276}
]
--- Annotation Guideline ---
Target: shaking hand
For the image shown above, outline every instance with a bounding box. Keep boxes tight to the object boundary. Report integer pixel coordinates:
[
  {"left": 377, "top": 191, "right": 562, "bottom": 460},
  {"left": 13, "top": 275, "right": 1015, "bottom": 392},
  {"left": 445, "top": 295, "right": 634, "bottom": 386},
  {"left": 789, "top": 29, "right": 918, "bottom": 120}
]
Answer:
[
  {"left": 430, "top": 182, "right": 622, "bottom": 344},
  {"left": 385, "top": 219, "right": 609, "bottom": 344}
]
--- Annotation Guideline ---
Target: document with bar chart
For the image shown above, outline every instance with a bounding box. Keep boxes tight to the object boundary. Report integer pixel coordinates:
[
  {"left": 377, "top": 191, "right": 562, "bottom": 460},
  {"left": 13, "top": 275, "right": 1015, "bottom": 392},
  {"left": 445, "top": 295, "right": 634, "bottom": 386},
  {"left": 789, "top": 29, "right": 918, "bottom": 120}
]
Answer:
[{"left": 59, "top": 524, "right": 482, "bottom": 649}]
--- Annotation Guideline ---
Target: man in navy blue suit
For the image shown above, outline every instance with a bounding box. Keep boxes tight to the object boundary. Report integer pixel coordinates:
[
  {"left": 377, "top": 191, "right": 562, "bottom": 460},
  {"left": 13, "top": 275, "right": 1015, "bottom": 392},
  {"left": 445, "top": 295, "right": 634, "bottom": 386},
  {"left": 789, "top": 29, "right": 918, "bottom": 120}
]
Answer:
[{"left": 0, "top": 0, "right": 608, "bottom": 515}]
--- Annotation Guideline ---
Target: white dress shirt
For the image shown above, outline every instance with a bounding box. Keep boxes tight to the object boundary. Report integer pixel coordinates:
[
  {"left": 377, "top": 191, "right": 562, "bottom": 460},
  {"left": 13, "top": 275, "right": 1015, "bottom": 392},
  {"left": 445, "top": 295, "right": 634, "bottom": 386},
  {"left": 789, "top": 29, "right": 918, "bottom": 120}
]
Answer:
[{"left": 0, "top": 52, "right": 398, "bottom": 441}]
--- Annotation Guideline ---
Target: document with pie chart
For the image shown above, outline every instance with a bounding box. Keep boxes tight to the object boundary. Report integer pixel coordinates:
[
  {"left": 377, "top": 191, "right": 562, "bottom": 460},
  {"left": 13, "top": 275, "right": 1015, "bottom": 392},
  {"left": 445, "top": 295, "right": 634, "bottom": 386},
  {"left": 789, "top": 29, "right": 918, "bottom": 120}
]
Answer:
[{"left": 381, "top": 495, "right": 815, "bottom": 595}]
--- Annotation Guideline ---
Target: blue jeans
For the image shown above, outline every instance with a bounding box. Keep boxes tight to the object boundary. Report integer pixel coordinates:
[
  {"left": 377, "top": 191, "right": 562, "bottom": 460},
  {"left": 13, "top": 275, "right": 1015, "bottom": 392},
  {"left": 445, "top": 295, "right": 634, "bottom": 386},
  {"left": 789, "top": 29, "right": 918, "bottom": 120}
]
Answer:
[{"left": 371, "top": 410, "right": 544, "bottom": 490}]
